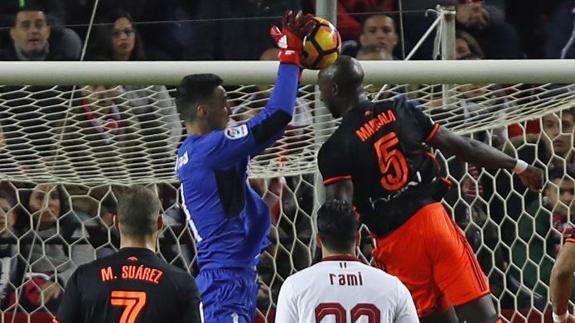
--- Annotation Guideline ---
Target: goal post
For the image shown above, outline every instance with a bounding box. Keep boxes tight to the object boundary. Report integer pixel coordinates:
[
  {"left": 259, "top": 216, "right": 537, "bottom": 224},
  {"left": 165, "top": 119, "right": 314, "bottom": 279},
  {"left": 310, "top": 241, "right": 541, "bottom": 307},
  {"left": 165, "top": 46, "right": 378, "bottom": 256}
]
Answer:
[{"left": 1, "top": 59, "right": 575, "bottom": 85}]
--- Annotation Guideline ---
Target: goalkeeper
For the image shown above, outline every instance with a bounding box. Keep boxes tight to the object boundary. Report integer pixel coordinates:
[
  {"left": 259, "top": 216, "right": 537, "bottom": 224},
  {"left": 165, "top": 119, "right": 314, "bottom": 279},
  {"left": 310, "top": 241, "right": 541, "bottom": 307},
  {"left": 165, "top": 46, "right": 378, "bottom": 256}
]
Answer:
[{"left": 175, "top": 11, "right": 315, "bottom": 323}]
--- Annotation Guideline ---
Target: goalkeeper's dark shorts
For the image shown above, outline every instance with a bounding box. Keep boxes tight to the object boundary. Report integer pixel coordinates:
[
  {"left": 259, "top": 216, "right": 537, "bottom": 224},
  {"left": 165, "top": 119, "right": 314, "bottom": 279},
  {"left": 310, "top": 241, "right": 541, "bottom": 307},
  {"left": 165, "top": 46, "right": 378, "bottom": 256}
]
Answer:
[
  {"left": 372, "top": 202, "right": 490, "bottom": 318},
  {"left": 196, "top": 267, "right": 258, "bottom": 323}
]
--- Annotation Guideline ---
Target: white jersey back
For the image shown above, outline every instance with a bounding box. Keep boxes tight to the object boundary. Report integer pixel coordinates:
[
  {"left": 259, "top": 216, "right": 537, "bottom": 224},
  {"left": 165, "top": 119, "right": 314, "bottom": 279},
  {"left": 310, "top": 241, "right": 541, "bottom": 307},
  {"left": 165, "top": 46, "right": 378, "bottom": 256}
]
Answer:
[{"left": 276, "top": 256, "right": 418, "bottom": 323}]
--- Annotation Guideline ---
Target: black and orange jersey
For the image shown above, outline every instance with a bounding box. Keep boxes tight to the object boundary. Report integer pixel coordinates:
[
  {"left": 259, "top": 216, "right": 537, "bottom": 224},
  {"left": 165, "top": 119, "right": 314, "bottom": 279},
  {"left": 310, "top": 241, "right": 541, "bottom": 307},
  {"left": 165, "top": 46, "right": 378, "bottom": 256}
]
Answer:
[
  {"left": 55, "top": 248, "right": 202, "bottom": 323},
  {"left": 318, "top": 96, "right": 443, "bottom": 234}
]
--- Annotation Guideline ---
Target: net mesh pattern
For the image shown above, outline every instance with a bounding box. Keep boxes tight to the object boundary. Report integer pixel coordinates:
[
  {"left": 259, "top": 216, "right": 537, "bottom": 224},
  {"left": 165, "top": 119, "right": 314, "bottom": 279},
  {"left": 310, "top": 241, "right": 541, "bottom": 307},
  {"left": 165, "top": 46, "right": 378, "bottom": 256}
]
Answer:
[{"left": 0, "top": 81, "right": 573, "bottom": 322}]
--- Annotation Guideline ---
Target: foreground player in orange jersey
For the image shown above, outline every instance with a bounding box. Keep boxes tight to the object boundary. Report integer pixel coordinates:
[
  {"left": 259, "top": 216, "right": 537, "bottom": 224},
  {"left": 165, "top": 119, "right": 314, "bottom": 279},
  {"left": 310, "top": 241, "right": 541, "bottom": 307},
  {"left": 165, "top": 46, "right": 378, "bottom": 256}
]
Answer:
[{"left": 317, "top": 55, "right": 543, "bottom": 323}]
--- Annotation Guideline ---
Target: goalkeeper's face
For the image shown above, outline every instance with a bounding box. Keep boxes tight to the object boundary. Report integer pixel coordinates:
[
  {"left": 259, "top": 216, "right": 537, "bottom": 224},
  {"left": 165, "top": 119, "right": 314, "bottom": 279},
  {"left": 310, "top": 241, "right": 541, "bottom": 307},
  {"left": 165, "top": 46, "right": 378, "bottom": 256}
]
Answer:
[
  {"left": 10, "top": 11, "right": 50, "bottom": 58},
  {"left": 205, "top": 85, "right": 230, "bottom": 130}
]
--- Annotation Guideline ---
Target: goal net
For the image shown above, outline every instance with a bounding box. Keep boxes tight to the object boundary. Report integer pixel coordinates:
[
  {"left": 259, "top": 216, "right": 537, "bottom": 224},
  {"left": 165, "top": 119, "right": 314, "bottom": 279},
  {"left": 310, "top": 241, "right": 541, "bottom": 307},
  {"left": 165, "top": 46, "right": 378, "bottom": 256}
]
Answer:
[{"left": 0, "top": 60, "right": 573, "bottom": 323}]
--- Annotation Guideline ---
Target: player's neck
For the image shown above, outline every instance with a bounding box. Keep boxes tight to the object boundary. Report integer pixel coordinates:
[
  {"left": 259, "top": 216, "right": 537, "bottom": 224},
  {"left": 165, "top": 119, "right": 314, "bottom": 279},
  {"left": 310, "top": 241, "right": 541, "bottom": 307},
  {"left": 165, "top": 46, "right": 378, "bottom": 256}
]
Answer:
[
  {"left": 340, "top": 94, "right": 369, "bottom": 116},
  {"left": 120, "top": 236, "right": 156, "bottom": 253},
  {"left": 322, "top": 248, "right": 355, "bottom": 259},
  {"left": 186, "top": 122, "right": 212, "bottom": 136}
]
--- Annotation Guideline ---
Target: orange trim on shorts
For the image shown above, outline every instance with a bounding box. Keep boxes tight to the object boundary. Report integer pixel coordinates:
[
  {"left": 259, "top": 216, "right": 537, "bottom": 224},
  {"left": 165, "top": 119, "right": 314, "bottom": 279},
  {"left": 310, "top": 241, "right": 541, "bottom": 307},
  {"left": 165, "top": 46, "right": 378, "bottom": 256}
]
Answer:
[
  {"left": 425, "top": 123, "right": 441, "bottom": 142},
  {"left": 566, "top": 238, "right": 575, "bottom": 244},
  {"left": 323, "top": 175, "right": 352, "bottom": 185}
]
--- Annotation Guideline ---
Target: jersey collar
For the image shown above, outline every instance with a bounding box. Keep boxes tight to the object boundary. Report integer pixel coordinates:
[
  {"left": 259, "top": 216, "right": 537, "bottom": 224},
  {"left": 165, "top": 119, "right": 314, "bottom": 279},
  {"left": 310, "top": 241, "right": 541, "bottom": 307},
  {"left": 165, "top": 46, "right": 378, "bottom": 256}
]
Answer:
[
  {"left": 118, "top": 247, "right": 157, "bottom": 257},
  {"left": 322, "top": 255, "right": 361, "bottom": 262}
]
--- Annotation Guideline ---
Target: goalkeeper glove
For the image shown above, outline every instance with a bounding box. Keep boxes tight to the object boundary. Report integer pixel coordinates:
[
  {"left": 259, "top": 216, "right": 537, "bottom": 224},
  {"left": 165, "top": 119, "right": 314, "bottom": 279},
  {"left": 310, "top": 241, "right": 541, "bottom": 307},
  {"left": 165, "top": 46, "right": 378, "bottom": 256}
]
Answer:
[{"left": 270, "top": 10, "right": 316, "bottom": 66}]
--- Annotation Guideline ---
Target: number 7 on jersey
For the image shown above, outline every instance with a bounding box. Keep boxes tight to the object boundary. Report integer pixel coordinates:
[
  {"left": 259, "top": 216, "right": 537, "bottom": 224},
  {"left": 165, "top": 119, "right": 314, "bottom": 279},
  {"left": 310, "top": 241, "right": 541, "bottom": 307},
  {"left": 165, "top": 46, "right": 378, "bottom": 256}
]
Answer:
[{"left": 110, "top": 291, "right": 147, "bottom": 323}]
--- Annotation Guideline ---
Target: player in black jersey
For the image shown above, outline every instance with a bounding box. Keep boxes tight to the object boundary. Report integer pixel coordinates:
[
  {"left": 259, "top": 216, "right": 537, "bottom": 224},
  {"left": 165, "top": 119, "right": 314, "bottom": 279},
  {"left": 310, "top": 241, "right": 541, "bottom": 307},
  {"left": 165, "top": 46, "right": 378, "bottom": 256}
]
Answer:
[
  {"left": 316, "top": 56, "right": 543, "bottom": 323},
  {"left": 54, "top": 186, "right": 202, "bottom": 323}
]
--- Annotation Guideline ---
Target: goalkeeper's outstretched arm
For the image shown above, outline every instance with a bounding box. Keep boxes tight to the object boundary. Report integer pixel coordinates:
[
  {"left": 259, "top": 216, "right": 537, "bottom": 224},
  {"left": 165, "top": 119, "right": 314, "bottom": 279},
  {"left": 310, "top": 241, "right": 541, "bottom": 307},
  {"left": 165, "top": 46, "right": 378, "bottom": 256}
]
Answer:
[{"left": 429, "top": 126, "right": 543, "bottom": 192}]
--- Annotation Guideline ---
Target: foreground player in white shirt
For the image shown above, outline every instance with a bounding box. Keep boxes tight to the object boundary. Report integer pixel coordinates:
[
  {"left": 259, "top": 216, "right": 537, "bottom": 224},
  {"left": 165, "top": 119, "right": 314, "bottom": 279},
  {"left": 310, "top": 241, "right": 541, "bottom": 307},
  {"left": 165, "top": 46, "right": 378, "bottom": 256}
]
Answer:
[{"left": 276, "top": 200, "right": 419, "bottom": 323}]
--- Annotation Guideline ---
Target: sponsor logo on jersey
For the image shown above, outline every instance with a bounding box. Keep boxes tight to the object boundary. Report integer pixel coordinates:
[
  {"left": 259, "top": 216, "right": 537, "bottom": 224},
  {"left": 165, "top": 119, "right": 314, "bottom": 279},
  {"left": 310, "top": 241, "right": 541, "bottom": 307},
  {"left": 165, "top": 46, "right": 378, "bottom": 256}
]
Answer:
[
  {"left": 175, "top": 151, "right": 189, "bottom": 171},
  {"left": 224, "top": 125, "right": 249, "bottom": 140}
]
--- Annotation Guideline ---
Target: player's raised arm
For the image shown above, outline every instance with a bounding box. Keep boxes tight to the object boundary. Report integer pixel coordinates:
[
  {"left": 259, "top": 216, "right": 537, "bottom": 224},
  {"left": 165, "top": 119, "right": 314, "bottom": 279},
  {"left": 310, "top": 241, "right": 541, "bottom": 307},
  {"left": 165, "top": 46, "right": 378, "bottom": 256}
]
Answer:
[
  {"left": 429, "top": 126, "right": 543, "bottom": 192},
  {"left": 175, "top": 11, "right": 316, "bottom": 168},
  {"left": 550, "top": 240, "right": 575, "bottom": 323}
]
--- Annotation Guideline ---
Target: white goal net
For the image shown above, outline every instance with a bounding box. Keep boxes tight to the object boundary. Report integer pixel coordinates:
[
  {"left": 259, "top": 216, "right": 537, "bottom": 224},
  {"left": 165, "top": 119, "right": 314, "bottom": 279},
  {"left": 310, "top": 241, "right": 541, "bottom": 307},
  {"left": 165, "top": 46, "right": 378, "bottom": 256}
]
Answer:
[{"left": 0, "top": 60, "right": 574, "bottom": 323}]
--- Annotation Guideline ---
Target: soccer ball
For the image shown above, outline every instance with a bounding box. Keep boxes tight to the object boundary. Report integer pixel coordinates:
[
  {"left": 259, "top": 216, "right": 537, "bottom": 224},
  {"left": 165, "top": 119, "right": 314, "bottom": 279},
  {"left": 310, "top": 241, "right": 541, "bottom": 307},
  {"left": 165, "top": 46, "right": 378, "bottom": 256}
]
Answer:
[{"left": 301, "top": 17, "right": 341, "bottom": 70}]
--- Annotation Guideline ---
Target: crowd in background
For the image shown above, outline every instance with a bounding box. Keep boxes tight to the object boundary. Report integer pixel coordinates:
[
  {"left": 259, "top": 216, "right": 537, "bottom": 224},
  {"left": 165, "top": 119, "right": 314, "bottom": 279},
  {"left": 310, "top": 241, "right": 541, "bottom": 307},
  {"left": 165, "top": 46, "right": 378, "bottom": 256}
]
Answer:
[{"left": 0, "top": 0, "right": 575, "bottom": 322}]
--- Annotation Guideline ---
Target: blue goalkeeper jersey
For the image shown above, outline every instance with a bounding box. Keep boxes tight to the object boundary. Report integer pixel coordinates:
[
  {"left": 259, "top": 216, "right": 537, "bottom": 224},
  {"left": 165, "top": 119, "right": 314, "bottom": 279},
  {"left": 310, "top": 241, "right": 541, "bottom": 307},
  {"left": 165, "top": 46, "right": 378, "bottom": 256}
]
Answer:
[{"left": 176, "top": 64, "right": 299, "bottom": 270}]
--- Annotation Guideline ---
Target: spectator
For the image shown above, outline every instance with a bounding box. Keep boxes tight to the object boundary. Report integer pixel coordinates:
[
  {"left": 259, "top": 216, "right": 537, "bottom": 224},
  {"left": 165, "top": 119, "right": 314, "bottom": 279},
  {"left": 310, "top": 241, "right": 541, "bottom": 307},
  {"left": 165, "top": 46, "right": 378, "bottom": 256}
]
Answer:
[
  {"left": 507, "top": 166, "right": 575, "bottom": 310},
  {"left": 517, "top": 109, "right": 575, "bottom": 169},
  {"left": 88, "top": 0, "right": 195, "bottom": 60},
  {"left": 0, "top": 6, "right": 78, "bottom": 178},
  {"left": 304, "top": 0, "right": 388, "bottom": 41},
  {"left": 0, "top": 5, "right": 79, "bottom": 61},
  {"left": 13, "top": 184, "right": 94, "bottom": 312},
  {"left": 402, "top": 0, "right": 520, "bottom": 59},
  {"left": 0, "top": 183, "right": 22, "bottom": 309},
  {"left": 342, "top": 13, "right": 399, "bottom": 59},
  {"left": 456, "top": 29, "right": 484, "bottom": 59},
  {"left": 356, "top": 43, "right": 393, "bottom": 60},
  {"left": 60, "top": 85, "right": 146, "bottom": 180},
  {"left": 87, "top": 11, "right": 181, "bottom": 152}
]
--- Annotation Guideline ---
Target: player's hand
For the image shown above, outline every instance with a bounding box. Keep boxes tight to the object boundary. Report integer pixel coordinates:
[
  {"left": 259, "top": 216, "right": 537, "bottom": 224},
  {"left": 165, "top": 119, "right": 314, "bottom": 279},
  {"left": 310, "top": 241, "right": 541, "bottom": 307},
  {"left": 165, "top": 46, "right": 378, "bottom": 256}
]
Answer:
[
  {"left": 40, "top": 281, "right": 63, "bottom": 302},
  {"left": 270, "top": 10, "right": 317, "bottom": 66},
  {"left": 517, "top": 165, "right": 543, "bottom": 192}
]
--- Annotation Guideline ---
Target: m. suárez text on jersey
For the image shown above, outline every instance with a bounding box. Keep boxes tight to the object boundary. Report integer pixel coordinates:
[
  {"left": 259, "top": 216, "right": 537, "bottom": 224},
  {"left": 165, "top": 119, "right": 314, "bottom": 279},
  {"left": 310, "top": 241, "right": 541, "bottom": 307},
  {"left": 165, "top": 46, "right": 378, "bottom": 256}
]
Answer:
[{"left": 99, "top": 264, "right": 164, "bottom": 284}]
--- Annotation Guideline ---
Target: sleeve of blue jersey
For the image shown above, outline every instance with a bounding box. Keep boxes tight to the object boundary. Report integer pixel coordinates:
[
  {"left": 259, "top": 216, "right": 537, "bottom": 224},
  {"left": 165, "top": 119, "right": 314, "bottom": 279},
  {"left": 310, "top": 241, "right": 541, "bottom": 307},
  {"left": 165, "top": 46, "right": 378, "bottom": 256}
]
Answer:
[
  {"left": 195, "top": 63, "right": 300, "bottom": 168},
  {"left": 246, "top": 63, "right": 300, "bottom": 128}
]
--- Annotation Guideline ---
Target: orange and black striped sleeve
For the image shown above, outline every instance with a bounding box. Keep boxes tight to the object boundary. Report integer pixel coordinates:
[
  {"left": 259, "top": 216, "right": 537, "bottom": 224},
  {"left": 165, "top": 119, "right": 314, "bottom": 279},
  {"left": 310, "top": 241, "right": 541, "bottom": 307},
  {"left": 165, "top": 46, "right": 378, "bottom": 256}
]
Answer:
[{"left": 318, "top": 137, "right": 353, "bottom": 186}]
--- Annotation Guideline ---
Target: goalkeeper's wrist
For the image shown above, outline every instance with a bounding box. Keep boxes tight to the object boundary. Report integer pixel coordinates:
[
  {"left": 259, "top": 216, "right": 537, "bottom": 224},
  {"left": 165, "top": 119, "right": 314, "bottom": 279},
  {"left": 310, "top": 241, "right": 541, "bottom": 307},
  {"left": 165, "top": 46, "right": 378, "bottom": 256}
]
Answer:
[
  {"left": 278, "top": 50, "right": 301, "bottom": 66},
  {"left": 553, "top": 311, "right": 568, "bottom": 323},
  {"left": 513, "top": 159, "right": 528, "bottom": 174}
]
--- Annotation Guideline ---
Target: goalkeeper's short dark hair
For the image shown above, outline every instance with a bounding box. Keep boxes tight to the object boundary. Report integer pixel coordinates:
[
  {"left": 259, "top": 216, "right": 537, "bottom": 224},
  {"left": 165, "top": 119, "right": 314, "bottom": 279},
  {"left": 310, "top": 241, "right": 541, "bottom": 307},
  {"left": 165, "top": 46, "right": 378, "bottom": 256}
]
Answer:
[
  {"left": 176, "top": 73, "right": 223, "bottom": 122},
  {"left": 316, "top": 199, "right": 360, "bottom": 253},
  {"left": 117, "top": 185, "right": 162, "bottom": 238}
]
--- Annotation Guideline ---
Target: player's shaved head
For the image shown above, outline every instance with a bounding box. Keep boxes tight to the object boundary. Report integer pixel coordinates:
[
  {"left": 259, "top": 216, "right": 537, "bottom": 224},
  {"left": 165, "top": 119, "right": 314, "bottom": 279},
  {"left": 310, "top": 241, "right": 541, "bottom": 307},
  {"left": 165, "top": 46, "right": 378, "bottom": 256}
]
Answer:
[
  {"left": 117, "top": 185, "right": 162, "bottom": 238},
  {"left": 317, "top": 199, "right": 360, "bottom": 253},
  {"left": 320, "top": 55, "right": 364, "bottom": 95},
  {"left": 318, "top": 56, "right": 365, "bottom": 118}
]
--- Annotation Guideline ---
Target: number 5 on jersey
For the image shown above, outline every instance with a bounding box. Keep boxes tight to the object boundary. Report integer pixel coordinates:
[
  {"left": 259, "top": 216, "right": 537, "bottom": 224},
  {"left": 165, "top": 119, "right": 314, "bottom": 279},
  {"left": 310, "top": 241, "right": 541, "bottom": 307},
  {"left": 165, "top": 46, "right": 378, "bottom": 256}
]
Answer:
[
  {"left": 373, "top": 132, "right": 409, "bottom": 191},
  {"left": 110, "top": 291, "right": 147, "bottom": 323}
]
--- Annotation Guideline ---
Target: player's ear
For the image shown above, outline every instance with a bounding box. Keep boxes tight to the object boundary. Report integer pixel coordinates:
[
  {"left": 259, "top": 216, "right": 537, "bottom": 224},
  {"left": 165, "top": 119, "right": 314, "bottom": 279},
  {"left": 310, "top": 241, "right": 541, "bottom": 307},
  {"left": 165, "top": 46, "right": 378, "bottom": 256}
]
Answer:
[
  {"left": 9, "top": 27, "right": 16, "bottom": 42},
  {"left": 112, "top": 213, "right": 119, "bottom": 231},
  {"left": 196, "top": 104, "right": 208, "bottom": 118},
  {"left": 359, "top": 34, "right": 366, "bottom": 47},
  {"left": 156, "top": 214, "right": 164, "bottom": 231},
  {"left": 332, "top": 83, "right": 339, "bottom": 97},
  {"left": 315, "top": 234, "right": 322, "bottom": 248},
  {"left": 354, "top": 231, "right": 361, "bottom": 248}
]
